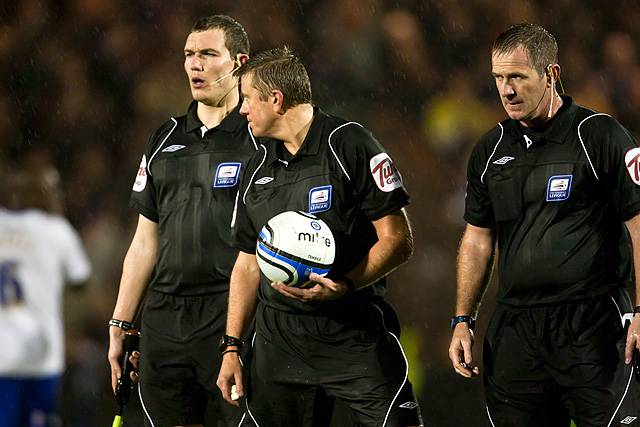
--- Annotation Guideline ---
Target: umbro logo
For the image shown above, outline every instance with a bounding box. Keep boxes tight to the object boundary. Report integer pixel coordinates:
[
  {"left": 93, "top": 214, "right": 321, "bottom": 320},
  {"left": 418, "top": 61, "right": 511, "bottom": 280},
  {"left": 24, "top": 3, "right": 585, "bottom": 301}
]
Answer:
[
  {"left": 162, "top": 144, "right": 186, "bottom": 153},
  {"left": 255, "top": 177, "right": 274, "bottom": 185},
  {"left": 399, "top": 401, "right": 418, "bottom": 409},
  {"left": 622, "top": 416, "right": 638, "bottom": 425},
  {"left": 493, "top": 156, "right": 515, "bottom": 165}
]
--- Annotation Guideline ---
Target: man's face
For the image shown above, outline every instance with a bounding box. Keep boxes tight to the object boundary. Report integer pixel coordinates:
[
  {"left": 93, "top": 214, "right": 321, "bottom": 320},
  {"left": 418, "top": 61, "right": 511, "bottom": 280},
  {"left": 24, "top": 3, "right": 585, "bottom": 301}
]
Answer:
[
  {"left": 491, "top": 45, "right": 549, "bottom": 125},
  {"left": 183, "top": 28, "right": 237, "bottom": 104},
  {"left": 239, "top": 73, "right": 277, "bottom": 137}
]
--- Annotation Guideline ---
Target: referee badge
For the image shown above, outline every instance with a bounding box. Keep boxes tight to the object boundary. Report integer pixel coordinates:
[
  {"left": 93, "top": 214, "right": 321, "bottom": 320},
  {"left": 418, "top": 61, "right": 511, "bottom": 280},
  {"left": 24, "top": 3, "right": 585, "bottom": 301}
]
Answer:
[
  {"left": 546, "top": 175, "right": 572, "bottom": 202},
  {"left": 213, "top": 162, "right": 241, "bottom": 188},
  {"left": 308, "top": 185, "right": 332, "bottom": 213}
]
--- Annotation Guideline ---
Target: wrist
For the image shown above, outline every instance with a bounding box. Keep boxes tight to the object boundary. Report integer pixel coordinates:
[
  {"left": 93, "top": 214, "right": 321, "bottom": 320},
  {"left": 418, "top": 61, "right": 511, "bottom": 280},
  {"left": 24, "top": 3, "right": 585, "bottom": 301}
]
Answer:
[
  {"left": 109, "top": 318, "right": 134, "bottom": 331},
  {"left": 451, "top": 315, "right": 476, "bottom": 331},
  {"left": 340, "top": 276, "right": 357, "bottom": 293},
  {"left": 219, "top": 334, "right": 243, "bottom": 353}
]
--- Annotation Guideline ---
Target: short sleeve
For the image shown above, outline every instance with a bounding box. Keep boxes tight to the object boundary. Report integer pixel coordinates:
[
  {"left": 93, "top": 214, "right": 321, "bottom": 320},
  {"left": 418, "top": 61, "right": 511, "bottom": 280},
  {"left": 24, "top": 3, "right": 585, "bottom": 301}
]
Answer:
[
  {"left": 129, "top": 130, "right": 163, "bottom": 222},
  {"left": 336, "top": 124, "right": 409, "bottom": 220},
  {"left": 464, "top": 140, "right": 496, "bottom": 227},
  {"left": 594, "top": 116, "right": 640, "bottom": 220}
]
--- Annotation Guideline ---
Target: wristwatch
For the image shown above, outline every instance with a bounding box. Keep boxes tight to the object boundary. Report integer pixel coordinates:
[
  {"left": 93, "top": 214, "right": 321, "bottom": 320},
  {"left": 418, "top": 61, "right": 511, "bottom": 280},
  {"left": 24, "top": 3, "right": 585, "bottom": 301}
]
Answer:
[
  {"left": 450, "top": 315, "right": 475, "bottom": 331},
  {"left": 218, "top": 334, "right": 243, "bottom": 353}
]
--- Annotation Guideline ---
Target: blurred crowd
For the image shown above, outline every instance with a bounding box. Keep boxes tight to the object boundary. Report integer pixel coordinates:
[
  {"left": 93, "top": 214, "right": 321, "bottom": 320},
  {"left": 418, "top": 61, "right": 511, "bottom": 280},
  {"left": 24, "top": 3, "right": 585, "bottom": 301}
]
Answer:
[{"left": 2, "top": 0, "right": 640, "bottom": 424}]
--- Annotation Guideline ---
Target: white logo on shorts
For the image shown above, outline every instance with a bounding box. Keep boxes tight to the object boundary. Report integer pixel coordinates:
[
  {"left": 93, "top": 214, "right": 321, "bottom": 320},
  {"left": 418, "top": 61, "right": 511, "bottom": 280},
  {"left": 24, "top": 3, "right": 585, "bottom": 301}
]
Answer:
[{"left": 622, "top": 416, "right": 638, "bottom": 425}]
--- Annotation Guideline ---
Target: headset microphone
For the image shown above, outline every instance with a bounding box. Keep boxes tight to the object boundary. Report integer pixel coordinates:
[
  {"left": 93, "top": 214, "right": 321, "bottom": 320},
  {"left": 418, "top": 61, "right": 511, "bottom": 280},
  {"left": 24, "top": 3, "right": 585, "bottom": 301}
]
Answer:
[
  {"left": 208, "top": 55, "right": 243, "bottom": 86},
  {"left": 208, "top": 64, "right": 241, "bottom": 86}
]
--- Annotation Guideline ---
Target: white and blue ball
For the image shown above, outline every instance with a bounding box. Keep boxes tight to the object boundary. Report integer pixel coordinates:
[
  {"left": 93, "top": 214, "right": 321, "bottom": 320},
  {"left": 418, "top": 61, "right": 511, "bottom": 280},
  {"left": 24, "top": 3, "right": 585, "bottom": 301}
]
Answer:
[{"left": 256, "top": 211, "right": 335, "bottom": 288}]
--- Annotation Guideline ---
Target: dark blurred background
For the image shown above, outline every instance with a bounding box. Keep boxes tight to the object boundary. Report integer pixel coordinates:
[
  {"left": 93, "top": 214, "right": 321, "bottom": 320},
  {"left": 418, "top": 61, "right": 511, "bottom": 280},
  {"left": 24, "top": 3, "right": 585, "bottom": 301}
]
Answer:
[{"left": 2, "top": 0, "right": 640, "bottom": 425}]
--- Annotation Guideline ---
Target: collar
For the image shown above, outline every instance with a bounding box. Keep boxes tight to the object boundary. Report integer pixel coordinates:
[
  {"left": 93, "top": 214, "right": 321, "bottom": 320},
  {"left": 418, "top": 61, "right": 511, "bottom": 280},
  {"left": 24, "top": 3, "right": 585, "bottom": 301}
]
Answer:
[
  {"left": 266, "top": 106, "right": 326, "bottom": 166},
  {"left": 184, "top": 101, "right": 245, "bottom": 134},
  {"left": 508, "top": 95, "right": 578, "bottom": 145}
]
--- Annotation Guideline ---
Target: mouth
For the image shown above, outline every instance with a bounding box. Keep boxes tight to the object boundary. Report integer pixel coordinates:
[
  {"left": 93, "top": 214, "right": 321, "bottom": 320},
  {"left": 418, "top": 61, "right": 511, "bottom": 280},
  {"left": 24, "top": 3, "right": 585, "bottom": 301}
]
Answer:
[{"left": 191, "top": 76, "right": 207, "bottom": 89}]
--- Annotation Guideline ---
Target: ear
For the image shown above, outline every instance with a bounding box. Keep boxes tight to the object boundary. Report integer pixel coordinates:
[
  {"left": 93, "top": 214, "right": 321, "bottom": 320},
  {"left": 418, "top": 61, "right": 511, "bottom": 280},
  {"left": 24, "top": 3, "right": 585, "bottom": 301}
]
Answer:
[
  {"left": 546, "top": 64, "right": 561, "bottom": 85},
  {"left": 271, "top": 90, "right": 285, "bottom": 114},
  {"left": 236, "top": 53, "right": 249, "bottom": 67}
]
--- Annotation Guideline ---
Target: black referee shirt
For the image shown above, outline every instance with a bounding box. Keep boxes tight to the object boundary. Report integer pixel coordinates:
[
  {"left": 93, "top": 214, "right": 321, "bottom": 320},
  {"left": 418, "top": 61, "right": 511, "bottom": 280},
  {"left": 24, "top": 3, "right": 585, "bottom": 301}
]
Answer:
[
  {"left": 231, "top": 107, "right": 409, "bottom": 314},
  {"left": 465, "top": 96, "right": 640, "bottom": 306},
  {"left": 130, "top": 101, "right": 258, "bottom": 295}
]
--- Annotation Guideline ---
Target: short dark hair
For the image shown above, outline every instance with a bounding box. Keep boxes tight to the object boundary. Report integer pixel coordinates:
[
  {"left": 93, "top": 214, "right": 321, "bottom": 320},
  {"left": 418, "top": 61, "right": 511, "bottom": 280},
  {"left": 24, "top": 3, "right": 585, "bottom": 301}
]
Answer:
[
  {"left": 492, "top": 23, "right": 558, "bottom": 76},
  {"left": 191, "top": 15, "right": 250, "bottom": 56},
  {"left": 235, "top": 46, "right": 312, "bottom": 110}
]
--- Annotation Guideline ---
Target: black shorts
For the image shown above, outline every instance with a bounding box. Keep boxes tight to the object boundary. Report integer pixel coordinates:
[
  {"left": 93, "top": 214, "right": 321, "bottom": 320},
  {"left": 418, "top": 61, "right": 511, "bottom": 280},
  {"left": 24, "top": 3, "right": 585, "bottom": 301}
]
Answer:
[
  {"left": 138, "top": 290, "right": 244, "bottom": 427},
  {"left": 483, "top": 287, "right": 635, "bottom": 427},
  {"left": 240, "top": 299, "right": 423, "bottom": 427}
]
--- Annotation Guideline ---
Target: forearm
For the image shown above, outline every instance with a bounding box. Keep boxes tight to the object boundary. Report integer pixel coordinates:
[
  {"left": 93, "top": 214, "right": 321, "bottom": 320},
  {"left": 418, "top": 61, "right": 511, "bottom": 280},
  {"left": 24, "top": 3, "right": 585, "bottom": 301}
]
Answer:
[
  {"left": 226, "top": 253, "right": 260, "bottom": 338},
  {"left": 456, "top": 227, "right": 495, "bottom": 317},
  {"left": 347, "top": 210, "right": 413, "bottom": 289},
  {"left": 112, "top": 222, "right": 157, "bottom": 322}
]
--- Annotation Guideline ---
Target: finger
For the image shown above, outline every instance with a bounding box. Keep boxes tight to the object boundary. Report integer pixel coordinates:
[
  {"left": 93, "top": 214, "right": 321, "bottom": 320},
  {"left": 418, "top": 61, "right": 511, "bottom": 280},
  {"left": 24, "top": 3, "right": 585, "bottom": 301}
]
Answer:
[
  {"left": 461, "top": 339, "right": 474, "bottom": 365},
  {"left": 234, "top": 371, "right": 244, "bottom": 398},
  {"left": 129, "top": 351, "right": 140, "bottom": 368},
  {"left": 271, "top": 283, "right": 307, "bottom": 301}
]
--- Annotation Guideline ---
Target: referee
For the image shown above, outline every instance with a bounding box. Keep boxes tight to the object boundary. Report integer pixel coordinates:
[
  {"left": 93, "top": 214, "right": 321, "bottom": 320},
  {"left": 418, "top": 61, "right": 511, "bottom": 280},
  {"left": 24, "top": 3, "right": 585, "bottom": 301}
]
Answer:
[
  {"left": 448, "top": 23, "right": 640, "bottom": 426},
  {"left": 107, "top": 16, "right": 256, "bottom": 427},
  {"left": 216, "top": 47, "right": 423, "bottom": 426}
]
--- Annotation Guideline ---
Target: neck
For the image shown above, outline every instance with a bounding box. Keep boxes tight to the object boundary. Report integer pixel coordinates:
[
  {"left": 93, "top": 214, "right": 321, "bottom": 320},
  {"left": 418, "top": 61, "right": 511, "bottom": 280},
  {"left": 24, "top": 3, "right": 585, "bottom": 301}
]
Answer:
[
  {"left": 520, "top": 94, "right": 563, "bottom": 129},
  {"left": 196, "top": 88, "right": 240, "bottom": 129},
  {"left": 276, "top": 104, "right": 315, "bottom": 155}
]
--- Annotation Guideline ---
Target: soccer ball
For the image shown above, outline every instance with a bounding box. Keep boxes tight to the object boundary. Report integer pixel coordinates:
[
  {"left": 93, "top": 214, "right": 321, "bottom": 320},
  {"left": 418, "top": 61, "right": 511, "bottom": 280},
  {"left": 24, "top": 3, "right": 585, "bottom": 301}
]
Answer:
[{"left": 256, "top": 211, "right": 335, "bottom": 288}]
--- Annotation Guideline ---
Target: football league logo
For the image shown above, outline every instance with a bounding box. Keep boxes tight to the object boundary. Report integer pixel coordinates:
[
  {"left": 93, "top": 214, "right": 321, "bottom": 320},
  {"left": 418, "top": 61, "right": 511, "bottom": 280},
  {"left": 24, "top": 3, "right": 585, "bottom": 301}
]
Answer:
[
  {"left": 308, "top": 185, "right": 332, "bottom": 213},
  {"left": 213, "top": 162, "right": 241, "bottom": 188},
  {"left": 546, "top": 175, "right": 573, "bottom": 202},
  {"left": 132, "top": 155, "right": 147, "bottom": 192},
  {"left": 625, "top": 147, "right": 640, "bottom": 185},
  {"left": 369, "top": 153, "right": 403, "bottom": 193}
]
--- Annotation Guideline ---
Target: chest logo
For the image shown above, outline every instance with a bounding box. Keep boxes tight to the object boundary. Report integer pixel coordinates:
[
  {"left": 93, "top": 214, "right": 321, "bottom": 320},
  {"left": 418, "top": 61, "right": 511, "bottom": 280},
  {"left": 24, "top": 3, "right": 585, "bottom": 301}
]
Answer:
[
  {"left": 162, "top": 144, "right": 186, "bottom": 153},
  {"left": 625, "top": 147, "right": 640, "bottom": 185},
  {"left": 493, "top": 156, "right": 515, "bottom": 165},
  {"left": 369, "top": 153, "right": 403, "bottom": 193},
  {"left": 546, "top": 175, "right": 573, "bottom": 202},
  {"left": 255, "top": 176, "right": 274, "bottom": 185},
  {"left": 132, "top": 155, "right": 147, "bottom": 192},
  {"left": 308, "top": 185, "right": 332, "bottom": 214},
  {"left": 213, "top": 162, "right": 241, "bottom": 188}
]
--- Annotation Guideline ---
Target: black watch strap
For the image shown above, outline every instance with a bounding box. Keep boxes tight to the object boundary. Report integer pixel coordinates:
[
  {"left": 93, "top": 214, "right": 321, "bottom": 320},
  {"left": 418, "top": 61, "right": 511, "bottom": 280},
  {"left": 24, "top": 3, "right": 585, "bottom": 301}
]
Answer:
[
  {"left": 451, "top": 315, "right": 475, "bottom": 330},
  {"left": 219, "top": 334, "right": 243, "bottom": 353}
]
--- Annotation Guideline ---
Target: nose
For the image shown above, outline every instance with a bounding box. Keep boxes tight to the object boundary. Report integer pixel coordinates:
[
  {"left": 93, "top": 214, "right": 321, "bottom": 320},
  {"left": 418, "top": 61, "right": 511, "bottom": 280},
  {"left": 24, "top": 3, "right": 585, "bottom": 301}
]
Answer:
[
  {"left": 239, "top": 98, "right": 249, "bottom": 115},
  {"left": 500, "top": 82, "right": 515, "bottom": 98},
  {"left": 188, "top": 56, "right": 204, "bottom": 72}
]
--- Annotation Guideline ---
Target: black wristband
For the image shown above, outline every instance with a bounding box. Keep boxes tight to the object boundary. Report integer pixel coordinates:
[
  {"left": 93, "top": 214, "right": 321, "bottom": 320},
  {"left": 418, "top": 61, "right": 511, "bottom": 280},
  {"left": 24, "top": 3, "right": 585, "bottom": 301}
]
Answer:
[
  {"left": 222, "top": 348, "right": 241, "bottom": 356},
  {"left": 341, "top": 276, "right": 357, "bottom": 293},
  {"left": 450, "top": 315, "right": 476, "bottom": 331},
  {"left": 109, "top": 318, "right": 134, "bottom": 330},
  {"left": 219, "top": 335, "right": 243, "bottom": 352},
  {"left": 634, "top": 306, "right": 640, "bottom": 314}
]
